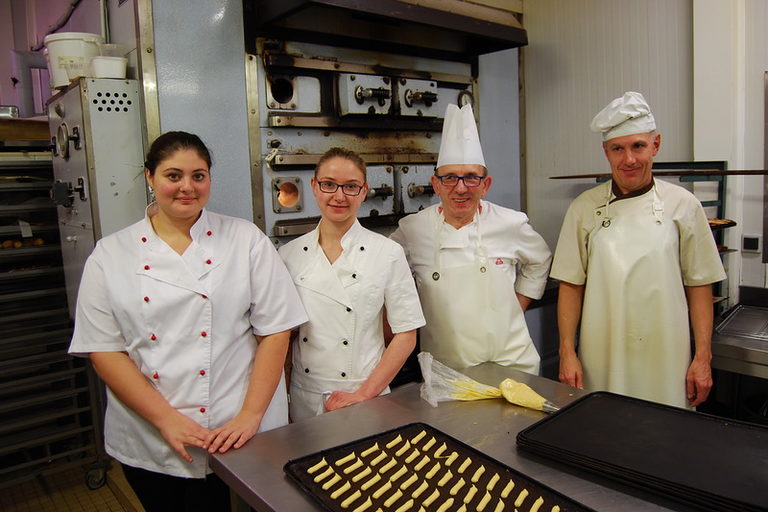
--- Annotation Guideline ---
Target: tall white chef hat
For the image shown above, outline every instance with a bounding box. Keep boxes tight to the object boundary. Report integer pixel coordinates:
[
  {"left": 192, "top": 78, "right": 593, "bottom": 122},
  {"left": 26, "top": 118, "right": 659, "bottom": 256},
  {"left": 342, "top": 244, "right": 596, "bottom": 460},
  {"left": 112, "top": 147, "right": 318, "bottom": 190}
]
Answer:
[
  {"left": 436, "top": 103, "right": 486, "bottom": 168},
  {"left": 590, "top": 91, "right": 656, "bottom": 141}
]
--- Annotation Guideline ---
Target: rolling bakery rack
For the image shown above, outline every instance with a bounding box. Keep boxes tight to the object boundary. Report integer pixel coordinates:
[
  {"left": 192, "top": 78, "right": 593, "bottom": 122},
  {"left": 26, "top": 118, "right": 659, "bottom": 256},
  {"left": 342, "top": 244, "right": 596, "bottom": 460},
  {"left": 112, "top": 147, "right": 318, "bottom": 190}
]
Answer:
[{"left": 0, "top": 149, "right": 107, "bottom": 490}]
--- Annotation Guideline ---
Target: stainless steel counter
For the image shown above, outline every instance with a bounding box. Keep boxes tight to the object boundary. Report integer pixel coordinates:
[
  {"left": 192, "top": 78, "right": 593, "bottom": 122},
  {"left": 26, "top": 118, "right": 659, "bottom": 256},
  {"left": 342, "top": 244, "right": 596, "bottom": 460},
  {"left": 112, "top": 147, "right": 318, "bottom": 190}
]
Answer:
[
  {"left": 712, "top": 305, "right": 768, "bottom": 379},
  {"left": 211, "top": 364, "right": 700, "bottom": 511}
]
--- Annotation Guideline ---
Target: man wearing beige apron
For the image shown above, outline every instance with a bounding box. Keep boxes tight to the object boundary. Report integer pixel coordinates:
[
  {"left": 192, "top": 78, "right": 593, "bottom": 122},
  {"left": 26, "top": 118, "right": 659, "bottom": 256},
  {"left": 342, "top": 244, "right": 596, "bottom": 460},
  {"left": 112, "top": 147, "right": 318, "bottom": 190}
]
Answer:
[
  {"left": 391, "top": 104, "right": 552, "bottom": 373},
  {"left": 551, "top": 92, "right": 726, "bottom": 408}
]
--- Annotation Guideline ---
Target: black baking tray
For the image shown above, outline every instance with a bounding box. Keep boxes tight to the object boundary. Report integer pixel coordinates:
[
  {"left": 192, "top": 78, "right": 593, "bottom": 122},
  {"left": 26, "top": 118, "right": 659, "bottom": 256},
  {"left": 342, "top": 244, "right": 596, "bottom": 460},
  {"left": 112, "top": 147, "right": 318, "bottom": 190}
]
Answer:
[
  {"left": 285, "top": 422, "right": 596, "bottom": 512},
  {"left": 517, "top": 392, "right": 768, "bottom": 512}
]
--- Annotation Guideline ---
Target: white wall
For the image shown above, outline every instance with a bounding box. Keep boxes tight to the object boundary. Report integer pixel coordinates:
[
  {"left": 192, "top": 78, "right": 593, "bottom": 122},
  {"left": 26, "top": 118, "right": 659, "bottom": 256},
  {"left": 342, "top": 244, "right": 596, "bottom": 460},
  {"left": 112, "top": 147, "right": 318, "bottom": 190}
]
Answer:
[
  {"left": 522, "top": 0, "right": 693, "bottom": 249},
  {"left": 693, "top": 0, "right": 766, "bottom": 290},
  {"left": 151, "top": 0, "right": 254, "bottom": 221}
]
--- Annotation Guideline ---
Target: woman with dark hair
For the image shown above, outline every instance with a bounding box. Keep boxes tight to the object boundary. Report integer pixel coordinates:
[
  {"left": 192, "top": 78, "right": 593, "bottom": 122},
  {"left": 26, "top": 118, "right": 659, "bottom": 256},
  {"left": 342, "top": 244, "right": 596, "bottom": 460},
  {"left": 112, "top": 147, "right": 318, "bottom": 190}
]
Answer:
[
  {"left": 69, "top": 131, "right": 307, "bottom": 511},
  {"left": 279, "top": 147, "right": 425, "bottom": 421}
]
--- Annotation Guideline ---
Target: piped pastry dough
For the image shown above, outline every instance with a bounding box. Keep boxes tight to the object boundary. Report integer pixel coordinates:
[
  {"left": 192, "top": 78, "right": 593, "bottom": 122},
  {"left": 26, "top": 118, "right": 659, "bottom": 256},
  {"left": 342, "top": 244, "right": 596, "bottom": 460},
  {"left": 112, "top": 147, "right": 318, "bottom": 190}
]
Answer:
[
  {"left": 400, "top": 473, "right": 419, "bottom": 490},
  {"left": 463, "top": 484, "right": 477, "bottom": 503},
  {"left": 383, "top": 489, "right": 403, "bottom": 508},
  {"left": 378, "top": 458, "right": 397, "bottom": 474},
  {"left": 471, "top": 465, "right": 485, "bottom": 483},
  {"left": 514, "top": 489, "right": 529, "bottom": 508},
  {"left": 386, "top": 434, "right": 403, "bottom": 449},
  {"left": 476, "top": 490, "right": 492, "bottom": 511},
  {"left": 351, "top": 466, "right": 372, "bottom": 483},
  {"left": 405, "top": 449, "right": 420, "bottom": 464},
  {"left": 529, "top": 496, "right": 544, "bottom": 512},
  {"left": 360, "top": 472, "right": 381, "bottom": 491},
  {"left": 370, "top": 451, "right": 388, "bottom": 466},
  {"left": 313, "top": 466, "right": 334, "bottom": 483},
  {"left": 361, "top": 443, "right": 380, "bottom": 457},
  {"left": 352, "top": 497, "right": 373, "bottom": 512},
  {"left": 343, "top": 458, "right": 363, "bottom": 474},
  {"left": 390, "top": 465, "right": 408, "bottom": 482},
  {"left": 422, "top": 437, "right": 436, "bottom": 451},
  {"left": 435, "top": 497, "right": 454, "bottom": 512},
  {"left": 500, "top": 479, "right": 515, "bottom": 498},
  {"left": 445, "top": 451, "right": 459, "bottom": 466},
  {"left": 335, "top": 452, "right": 356, "bottom": 466},
  {"left": 411, "top": 480, "right": 429, "bottom": 498},
  {"left": 433, "top": 443, "right": 447, "bottom": 458},
  {"left": 372, "top": 480, "right": 392, "bottom": 499},
  {"left": 414, "top": 455, "right": 430, "bottom": 471},
  {"left": 449, "top": 476, "right": 465, "bottom": 495},
  {"left": 437, "top": 469, "right": 453, "bottom": 487},
  {"left": 394, "top": 499, "right": 414, "bottom": 512},
  {"left": 410, "top": 430, "right": 427, "bottom": 444},
  {"left": 493, "top": 498, "right": 504, "bottom": 512},
  {"left": 486, "top": 473, "right": 499, "bottom": 491},
  {"left": 330, "top": 480, "right": 351, "bottom": 499},
  {"left": 457, "top": 456, "right": 472, "bottom": 474},
  {"left": 341, "top": 489, "right": 362, "bottom": 509},
  {"left": 307, "top": 457, "right": 328, "bottom": 474},
  {"left": 395, "top": 440, "right": 411, "bottom": 457},
  {"left": 422, "top": 489, "right": 440, "bottom": 507},
  {"left": 425, "top": 462, "right": 441, "bottom": 479},
  {"left": 322, "top": 473, "right": 342, "bottom": 490}
]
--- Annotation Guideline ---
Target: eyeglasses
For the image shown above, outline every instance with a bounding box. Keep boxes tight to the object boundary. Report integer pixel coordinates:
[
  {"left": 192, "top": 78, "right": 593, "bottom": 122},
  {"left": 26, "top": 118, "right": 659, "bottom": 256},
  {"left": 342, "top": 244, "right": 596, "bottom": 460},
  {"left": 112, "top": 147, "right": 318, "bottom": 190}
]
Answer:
[
  {"left": 316, "top": 181, "right": 365, "bottom": 196},
  {"left": 434, "top": 174, "right": 486, "bottom": 187}
]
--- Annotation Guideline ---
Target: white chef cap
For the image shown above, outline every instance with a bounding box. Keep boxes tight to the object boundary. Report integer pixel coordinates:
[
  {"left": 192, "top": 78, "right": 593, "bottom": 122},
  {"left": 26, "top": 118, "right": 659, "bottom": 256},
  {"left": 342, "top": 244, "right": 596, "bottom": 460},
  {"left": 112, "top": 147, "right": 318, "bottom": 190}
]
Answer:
[
  {"left": 436, "top": 103, "right": 486, "bottom": 168},
  {"left": 590, "top": 91, "right": 656, "bottom": 141}
]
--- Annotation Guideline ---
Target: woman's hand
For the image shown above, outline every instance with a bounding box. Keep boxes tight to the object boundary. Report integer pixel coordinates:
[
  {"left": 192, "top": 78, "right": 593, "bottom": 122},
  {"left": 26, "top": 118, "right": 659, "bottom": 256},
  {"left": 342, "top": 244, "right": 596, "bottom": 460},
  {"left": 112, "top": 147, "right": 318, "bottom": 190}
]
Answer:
[
  {"left": 156, "top": 411, "right": 212, "bottom": 463},
  {"left": 324, "top": 390, "right": 369, "bottom": 412},
  {"left": 204, "top": 410, "right": 263, "bottom": 454}
]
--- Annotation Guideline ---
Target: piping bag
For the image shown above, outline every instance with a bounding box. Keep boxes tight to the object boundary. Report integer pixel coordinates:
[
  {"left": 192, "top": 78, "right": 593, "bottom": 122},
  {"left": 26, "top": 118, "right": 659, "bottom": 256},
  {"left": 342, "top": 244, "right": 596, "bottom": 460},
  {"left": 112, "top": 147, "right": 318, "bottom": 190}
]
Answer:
[{"left": 418, "top": 352, "right": 559, "bottom": 412}]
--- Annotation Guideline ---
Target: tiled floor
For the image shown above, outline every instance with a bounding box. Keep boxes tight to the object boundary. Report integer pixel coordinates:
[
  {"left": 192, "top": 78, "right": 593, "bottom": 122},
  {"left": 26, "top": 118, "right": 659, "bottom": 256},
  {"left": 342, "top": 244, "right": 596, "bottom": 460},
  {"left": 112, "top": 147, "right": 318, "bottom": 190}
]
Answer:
[{"left": 0, "top": 463, "right": 144, "bottom": 512}]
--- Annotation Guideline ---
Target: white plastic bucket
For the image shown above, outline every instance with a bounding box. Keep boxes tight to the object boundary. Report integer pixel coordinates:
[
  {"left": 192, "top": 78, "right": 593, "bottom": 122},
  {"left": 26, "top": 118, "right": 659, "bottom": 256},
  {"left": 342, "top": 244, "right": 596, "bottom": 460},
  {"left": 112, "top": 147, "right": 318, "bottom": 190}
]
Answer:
[
  {"left": 91, "top": 56, "right": 127, "bottom": 79},
  {"left": 43, "top": 32, "right": 104, "bottom": 88}
]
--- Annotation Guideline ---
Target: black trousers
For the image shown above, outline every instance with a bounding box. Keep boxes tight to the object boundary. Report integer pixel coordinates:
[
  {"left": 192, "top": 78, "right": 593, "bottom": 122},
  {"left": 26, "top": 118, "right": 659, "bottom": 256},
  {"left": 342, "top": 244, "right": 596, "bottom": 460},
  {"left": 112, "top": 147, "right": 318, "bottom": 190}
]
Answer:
[{"left": 121, "top": 464, "right": 231, "bottom": 512}]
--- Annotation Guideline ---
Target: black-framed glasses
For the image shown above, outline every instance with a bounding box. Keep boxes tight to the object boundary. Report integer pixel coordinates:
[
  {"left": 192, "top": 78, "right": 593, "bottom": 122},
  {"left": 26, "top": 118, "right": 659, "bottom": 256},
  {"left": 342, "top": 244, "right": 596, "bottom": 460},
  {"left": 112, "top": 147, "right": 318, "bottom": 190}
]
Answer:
[
  {"left": 434, "top": 174, "right": 486, "bottom": 187},
  {"left": 316, "top": 181, "right": 365, "bottom": 196}
]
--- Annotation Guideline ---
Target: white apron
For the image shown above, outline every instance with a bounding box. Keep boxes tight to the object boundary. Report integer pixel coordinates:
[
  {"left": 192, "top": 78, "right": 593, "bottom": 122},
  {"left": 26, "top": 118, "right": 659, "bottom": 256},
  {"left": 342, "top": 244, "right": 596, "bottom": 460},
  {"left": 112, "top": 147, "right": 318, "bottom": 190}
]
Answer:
[
  {"left": 416, "top": 213, "right": 540, "bottom": 372},
  {"left": 580, "top": 185, "right": 691, "bottom": 408}
]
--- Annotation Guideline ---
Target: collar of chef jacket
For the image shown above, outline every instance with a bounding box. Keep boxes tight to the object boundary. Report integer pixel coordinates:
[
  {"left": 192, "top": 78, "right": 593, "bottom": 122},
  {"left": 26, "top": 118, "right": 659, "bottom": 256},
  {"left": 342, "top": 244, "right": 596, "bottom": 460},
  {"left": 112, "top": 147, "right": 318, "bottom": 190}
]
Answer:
[
  {"left": 292, "top": 219, "right": 366, "bottom": 309},
  {"left": 137, "top": 204, "right": 219, "bottom": 295}
]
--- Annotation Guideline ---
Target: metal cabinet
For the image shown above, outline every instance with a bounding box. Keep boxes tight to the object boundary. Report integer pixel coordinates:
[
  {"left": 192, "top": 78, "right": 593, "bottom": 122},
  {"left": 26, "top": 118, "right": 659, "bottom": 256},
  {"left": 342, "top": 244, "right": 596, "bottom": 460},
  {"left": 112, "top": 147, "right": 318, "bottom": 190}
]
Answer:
[{"left": 0, "top": 152, "right": 106, "bottom": 489}]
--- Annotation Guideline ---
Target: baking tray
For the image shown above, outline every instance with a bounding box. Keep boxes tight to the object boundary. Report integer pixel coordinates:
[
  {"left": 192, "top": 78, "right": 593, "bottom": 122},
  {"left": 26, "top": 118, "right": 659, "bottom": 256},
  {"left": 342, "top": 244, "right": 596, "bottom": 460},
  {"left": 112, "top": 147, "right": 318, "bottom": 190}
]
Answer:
[
  {"left": 517, "top": 392, "right": 768, "bottom": 512},
  {"left": 285, "top": 422, "right": 596, "bottom": 512}
]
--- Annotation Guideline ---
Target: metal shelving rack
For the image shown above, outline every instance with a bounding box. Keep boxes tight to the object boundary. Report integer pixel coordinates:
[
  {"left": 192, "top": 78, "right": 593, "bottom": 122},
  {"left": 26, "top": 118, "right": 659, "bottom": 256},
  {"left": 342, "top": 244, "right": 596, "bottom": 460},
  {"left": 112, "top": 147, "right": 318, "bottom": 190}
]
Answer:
[{"left": 0, "top": 152, "right": 107, "bottom": 490}]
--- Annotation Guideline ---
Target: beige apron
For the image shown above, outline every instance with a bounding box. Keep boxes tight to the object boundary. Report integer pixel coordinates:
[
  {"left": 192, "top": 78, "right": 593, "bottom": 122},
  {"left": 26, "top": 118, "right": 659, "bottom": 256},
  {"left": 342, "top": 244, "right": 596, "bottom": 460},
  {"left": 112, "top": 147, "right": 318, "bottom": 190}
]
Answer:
[
  {"left": 580, "top": 185, "right": 690, "bottom": 407},
  {"left": 416, "top": 212, "right": 540, "bottom": 373}
]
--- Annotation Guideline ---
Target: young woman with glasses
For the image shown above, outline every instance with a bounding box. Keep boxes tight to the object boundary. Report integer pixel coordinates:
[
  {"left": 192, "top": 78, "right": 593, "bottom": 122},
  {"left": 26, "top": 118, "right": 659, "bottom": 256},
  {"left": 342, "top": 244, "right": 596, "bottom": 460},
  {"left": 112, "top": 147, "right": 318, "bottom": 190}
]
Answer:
[{"left": 278, "top": 147, "right": 425, "bottom": 421}]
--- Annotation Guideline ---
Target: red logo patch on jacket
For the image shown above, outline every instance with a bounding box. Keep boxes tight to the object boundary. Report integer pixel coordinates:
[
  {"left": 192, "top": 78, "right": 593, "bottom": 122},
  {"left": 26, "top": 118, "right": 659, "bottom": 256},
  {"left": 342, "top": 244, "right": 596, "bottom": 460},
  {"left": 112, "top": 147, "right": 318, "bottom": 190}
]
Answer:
[{"left": 495, "top": 258, "right": 504, "bottom": 265}]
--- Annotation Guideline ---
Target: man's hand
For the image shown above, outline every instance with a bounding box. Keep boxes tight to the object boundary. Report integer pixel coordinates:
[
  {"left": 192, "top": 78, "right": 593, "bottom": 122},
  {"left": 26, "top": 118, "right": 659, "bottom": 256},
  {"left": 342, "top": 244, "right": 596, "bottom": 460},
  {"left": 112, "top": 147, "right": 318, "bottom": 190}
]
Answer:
[
  {"left": 686, "top": 357, "right": 713, "bottom": 407},
  {"left": 559, "top": 351, "right": 584, "bottom": 389}
]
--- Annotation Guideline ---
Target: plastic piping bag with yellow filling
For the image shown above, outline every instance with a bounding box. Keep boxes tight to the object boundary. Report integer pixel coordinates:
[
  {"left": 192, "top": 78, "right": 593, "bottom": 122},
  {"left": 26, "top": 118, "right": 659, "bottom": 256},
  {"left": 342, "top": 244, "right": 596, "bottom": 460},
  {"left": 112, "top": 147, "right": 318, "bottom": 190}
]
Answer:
[{"left": 418, "top": 352, "right": 558, "bottom": 412}]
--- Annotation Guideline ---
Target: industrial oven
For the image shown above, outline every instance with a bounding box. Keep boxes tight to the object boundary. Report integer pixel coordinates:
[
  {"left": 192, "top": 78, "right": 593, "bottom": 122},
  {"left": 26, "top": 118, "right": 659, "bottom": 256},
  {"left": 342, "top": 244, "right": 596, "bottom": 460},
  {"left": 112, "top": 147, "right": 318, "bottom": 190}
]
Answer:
[{"left": 241, "top": 0, "right": 528, "bottom": 244}]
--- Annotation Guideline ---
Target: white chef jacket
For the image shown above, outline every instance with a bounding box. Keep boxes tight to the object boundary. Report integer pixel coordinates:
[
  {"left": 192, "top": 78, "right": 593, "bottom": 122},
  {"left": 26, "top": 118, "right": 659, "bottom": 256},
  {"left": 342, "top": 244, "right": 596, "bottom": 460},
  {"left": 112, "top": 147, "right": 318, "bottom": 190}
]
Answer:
[
  {"left": 279, "top": 220, "right": 425, "bottom": 419},
  {"left": 391, "top": 201, "right": 552, "bottom": 367},
  {"left": 69, "top": 205, "right": 307, "bottom": 478}
]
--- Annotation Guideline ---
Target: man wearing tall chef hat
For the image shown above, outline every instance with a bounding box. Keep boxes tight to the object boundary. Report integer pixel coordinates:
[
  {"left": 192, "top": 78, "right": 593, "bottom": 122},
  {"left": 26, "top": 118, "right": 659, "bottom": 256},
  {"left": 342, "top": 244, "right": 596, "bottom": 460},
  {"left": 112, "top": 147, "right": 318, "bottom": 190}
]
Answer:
[
  {"left": 391, "top": 103, "right": 552, "bottom": 373},
  {"left": 551, "top": 91, "right": 726, "bottom": 408}
]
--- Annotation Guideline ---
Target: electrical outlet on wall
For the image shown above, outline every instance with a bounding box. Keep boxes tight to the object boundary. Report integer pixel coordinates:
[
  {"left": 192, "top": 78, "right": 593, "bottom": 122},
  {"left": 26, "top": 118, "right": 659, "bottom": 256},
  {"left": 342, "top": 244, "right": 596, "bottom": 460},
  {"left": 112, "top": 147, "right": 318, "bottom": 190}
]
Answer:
[{"left": 742, "top": 235, "right": 762, "bottom": 253}]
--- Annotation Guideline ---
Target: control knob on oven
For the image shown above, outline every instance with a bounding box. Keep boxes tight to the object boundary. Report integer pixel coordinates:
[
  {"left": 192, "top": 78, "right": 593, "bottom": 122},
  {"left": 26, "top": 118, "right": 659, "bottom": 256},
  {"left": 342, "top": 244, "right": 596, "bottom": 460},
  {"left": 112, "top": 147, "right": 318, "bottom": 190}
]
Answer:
[
  {"left": 407, "top": 183, "right": 435, "bottom": 198},
  {"left": 404, "top": 89, "right": 438, "bottom": 108},
  {"left": 355, "top": 85, "right": 391, "bottom": 106},
  {"left": 367, "top": 185, "right": 394, "bottom": 200}
]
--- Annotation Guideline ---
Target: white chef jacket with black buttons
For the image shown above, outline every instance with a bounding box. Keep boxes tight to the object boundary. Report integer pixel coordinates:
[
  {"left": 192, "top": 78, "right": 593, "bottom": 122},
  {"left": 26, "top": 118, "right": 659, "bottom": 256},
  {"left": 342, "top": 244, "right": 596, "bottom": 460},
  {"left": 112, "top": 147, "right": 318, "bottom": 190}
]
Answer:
[
  {"left": 279, "top": 220, "right": 425, "bottom": 421},
  {"left": 69, "top": 205, "right": 308, "bottom": 478}
]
